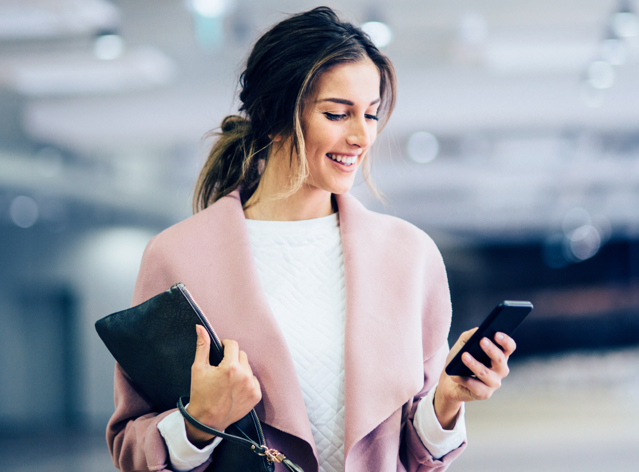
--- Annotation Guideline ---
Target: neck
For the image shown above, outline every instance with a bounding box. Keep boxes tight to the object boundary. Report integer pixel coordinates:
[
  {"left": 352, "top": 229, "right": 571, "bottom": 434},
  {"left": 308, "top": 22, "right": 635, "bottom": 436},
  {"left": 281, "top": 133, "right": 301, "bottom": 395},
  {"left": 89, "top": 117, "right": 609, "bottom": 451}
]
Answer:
[
  {"left": 244, "top": 184, "right": 335, "bottom": 221},
  {"left": 243, "top": 151, "right": 335, "bottom": 221}
]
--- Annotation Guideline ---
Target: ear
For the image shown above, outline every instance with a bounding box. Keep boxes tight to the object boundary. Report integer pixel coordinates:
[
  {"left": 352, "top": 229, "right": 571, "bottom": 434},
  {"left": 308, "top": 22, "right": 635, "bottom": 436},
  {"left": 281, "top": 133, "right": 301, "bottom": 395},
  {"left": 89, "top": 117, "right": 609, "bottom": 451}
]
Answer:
[{"left": 269, "top": 134, "right": 282, "bottom": 142}]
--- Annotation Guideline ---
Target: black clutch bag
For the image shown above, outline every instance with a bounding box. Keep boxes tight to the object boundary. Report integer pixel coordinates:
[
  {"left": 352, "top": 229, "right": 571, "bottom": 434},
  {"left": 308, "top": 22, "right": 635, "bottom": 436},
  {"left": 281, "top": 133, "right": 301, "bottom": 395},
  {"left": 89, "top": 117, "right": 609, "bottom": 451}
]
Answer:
[{"left": 95, "top": 283, "right": 303, "bottom": 472}]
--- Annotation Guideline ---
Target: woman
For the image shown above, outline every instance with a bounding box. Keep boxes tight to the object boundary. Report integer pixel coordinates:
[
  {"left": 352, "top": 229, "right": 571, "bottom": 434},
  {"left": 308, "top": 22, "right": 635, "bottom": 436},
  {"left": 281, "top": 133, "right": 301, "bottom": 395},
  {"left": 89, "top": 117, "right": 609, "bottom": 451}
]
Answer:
[{"left": 107, "top": 7, "right": 515, "bottom": 472}]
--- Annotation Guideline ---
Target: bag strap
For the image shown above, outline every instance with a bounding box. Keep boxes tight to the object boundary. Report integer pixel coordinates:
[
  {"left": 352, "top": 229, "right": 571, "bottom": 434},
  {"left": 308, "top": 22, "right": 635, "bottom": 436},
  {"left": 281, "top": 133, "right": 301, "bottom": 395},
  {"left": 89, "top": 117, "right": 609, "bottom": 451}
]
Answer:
[{"left": 177, "top": 396, "right": 304, "bottom": 472}]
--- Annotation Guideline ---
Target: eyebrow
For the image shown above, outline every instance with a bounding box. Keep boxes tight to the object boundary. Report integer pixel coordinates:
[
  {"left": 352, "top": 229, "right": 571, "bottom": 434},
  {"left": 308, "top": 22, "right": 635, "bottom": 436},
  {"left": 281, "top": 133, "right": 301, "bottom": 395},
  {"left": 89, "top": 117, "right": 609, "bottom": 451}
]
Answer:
[{"left": 317, "top": 98, "right": 381, "bottom": 106}]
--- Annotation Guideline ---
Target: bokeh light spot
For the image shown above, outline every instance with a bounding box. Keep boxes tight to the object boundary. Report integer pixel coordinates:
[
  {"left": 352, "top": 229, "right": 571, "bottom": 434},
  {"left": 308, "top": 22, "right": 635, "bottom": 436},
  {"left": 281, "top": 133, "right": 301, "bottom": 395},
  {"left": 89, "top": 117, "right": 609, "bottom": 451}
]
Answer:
[
  {"left": 10, "top": 196, "right": 39, "bottom": 228},
  {"left": 407, "top": 131, "right": 440, "bottom": 163}
]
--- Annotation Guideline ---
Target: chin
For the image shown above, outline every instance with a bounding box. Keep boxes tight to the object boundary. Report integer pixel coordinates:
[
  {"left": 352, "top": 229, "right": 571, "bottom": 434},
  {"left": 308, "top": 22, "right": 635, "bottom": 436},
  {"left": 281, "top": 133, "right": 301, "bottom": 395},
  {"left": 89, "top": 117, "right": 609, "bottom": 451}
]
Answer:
[
  {"left": 328, "top": 181, "right": 356, "bottom": 195},
  {"left": 330, "top": 187, "right": 351, "bottom": 195}
]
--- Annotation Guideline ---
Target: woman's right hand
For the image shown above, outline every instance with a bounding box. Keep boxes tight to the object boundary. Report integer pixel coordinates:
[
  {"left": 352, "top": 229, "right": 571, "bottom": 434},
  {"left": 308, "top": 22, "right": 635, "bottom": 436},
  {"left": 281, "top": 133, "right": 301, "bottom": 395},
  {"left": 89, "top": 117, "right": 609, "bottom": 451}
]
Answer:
[{"left": 185, "top": 325, "right": 262, "bottom": 447}]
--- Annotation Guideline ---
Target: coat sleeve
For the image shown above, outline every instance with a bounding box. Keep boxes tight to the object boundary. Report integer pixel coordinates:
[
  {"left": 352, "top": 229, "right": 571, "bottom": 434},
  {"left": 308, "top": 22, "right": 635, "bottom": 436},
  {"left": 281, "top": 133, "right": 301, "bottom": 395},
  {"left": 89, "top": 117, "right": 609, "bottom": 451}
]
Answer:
[
  {"left": 105, "top": 236, "right": 214, "bottom": 472},
  {"left": 400, "top": 234, "right": 467, "bottom": 471},
  {"left": 401, "top": 343, "right": 467, "bottom": 471}
]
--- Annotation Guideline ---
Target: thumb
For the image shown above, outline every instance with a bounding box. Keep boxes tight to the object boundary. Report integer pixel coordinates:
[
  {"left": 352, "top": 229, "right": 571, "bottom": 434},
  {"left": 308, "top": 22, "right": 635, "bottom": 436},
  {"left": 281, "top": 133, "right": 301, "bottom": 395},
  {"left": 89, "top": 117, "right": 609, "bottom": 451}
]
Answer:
[
  {"left": 458, "top": 327, "right": 478, "bottom": 344},
  {"left": 447, "top": 327, "right": 478, "bottom": 362},
  {"left": 193, "top": 324, "right": 211, "bottom": 367}
]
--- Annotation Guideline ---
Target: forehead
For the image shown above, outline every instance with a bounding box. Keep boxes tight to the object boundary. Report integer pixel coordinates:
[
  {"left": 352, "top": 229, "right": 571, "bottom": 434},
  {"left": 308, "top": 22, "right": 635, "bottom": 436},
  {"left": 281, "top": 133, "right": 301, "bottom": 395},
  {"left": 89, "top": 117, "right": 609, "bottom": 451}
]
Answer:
[{"left": 312, "top": 59, "right": 381, "bottom": 104}]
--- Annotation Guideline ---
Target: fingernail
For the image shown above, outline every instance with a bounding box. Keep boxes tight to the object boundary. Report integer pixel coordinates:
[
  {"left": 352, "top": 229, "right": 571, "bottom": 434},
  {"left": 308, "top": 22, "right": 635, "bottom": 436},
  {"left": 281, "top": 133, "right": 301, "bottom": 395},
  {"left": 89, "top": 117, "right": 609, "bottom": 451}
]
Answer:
[
  {"left": 481, "top": 338, "right": 489, "bottom": 347},
  {"left": 495, "top": 333, "right": 504, "bottom": 341}
]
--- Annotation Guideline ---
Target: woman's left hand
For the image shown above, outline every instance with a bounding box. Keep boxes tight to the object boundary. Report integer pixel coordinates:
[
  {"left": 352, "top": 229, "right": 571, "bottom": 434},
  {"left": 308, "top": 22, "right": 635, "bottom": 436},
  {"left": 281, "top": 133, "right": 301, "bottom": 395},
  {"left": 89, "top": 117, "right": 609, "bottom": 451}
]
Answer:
[{"left": 433, "top": 328, "right": 517, "bottom": 429}]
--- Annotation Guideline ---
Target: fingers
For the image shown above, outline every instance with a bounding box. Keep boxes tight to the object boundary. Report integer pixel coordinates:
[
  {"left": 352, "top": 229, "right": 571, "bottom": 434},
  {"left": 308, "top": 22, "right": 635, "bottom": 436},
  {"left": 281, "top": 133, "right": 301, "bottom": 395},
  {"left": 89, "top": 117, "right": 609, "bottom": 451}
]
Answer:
[
  {"left": 193, "top": 324, "right": 211, "bottom": 367},
  {"left": 459, "top": 334, "right": 514, "bottom": 392},
  {"left": 461, "top": 351, "right": 501, "bottom": 388},
  {"left": 238, "top": 348, "right": 251, "bottom": 369},
  {"left": 193, "top": 331, "right": 251, "bottom": 372},
  {"left": 494, "top": 332, "right": 517, "bottom": 357},
  {"left": 221, "top": 338, "right": 240, "bottom": 363},
  {"left": 189, "top": 333, "right": 262, "bottom": 434},
  {"left": 201, "top": 336, "right": 258, "bottom": 389},
  {"left": 440, "top": 330, "right": 517, "bottom": 405},
  {"left": 221, "top": 340, "right": 254, "bottom": 377},
  {"left": 237, "top": 349, "right": 260, "bottom": 397},
  {"left": 221, "top": 340, "right": 262, "bottom": 403},
  {"left": 238, "top": 348, "right": 248, "bottom": 364},
  {"left": 479, "top": 337, "right": 509, "bottom": 377}
]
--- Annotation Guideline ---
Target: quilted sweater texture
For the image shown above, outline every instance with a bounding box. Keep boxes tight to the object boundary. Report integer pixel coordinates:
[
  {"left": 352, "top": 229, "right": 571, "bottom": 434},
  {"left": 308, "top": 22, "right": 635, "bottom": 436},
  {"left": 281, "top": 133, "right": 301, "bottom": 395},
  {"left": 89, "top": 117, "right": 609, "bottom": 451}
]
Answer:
[{"left": 246, "top": 214, "right": 346, "bottom": 472}]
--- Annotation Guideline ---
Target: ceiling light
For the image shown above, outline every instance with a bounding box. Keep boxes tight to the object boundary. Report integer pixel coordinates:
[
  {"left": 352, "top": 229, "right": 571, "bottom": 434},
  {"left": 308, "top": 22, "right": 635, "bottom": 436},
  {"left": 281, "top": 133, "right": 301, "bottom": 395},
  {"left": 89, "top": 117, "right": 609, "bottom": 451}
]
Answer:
[
  {"left": 407, "top": 131, "right": 439, "bottom": 163},
  {"left": 190, "top": 0, "right": 231, "bottom": 18},
  {"left": 613, "top": 1, "right": 639, "bottom": 38},
  {"left": 361, "top": 21, "right": 393, "bottom": 48},
  {"left": 94, "top": 33, "right": 125, "bottom": 60},
  {"left": 3, "top": 47, "right": 176, "bottom": 96},
  {"left": 0, "top": 0, "right": 120, "bottom": 40},
  {"left": 613, "top": 12, "right": 639, "bottom": 37}
]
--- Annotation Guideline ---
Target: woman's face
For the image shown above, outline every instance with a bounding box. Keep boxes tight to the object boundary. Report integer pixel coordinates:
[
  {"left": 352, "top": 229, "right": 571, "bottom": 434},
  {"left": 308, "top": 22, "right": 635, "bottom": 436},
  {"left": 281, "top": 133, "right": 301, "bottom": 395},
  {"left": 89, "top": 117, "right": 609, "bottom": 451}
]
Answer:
[{"left": 301, "top": 58, "right": 381, "bottom": 196}]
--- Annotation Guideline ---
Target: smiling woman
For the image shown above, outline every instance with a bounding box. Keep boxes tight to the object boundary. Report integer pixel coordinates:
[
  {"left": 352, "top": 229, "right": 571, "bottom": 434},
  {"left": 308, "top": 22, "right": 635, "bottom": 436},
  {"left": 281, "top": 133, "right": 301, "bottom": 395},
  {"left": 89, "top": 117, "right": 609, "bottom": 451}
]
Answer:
[
  {"left": 106, "top": 6, "right": 517, "bottom": 472},
  {"left": 191, "top": 7, "right": 396, "bottom": 217}
]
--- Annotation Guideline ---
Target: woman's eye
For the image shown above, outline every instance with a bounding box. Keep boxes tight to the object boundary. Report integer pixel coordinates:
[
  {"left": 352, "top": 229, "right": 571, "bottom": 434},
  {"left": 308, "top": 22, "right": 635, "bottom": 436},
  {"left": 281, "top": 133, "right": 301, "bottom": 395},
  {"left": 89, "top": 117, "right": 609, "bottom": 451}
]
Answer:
[
  {"left": 324, "top": 112, "right": 346, "bottom": 121},
  {"left": 366, "top": 114, "right": 379, "bottom": 121}
]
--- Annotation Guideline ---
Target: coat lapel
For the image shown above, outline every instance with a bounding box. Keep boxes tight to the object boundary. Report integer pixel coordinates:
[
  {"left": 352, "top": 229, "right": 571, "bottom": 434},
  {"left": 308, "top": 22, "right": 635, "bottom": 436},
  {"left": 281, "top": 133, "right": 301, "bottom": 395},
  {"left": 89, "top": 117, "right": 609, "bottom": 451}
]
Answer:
[
  {"left": 335, "top": 193, "right": 428, "bottom": 460},
  {"left": 177, "top": 191, "right": 317, "bottom": 461}
]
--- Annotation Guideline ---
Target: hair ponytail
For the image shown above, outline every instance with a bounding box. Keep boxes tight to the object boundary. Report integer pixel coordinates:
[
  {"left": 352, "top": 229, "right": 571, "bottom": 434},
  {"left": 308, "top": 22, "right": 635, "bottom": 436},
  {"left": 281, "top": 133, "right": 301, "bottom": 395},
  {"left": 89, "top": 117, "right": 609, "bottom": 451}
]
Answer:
[{"left": 192, "top": 115, "right": 269, "bottom": 213}]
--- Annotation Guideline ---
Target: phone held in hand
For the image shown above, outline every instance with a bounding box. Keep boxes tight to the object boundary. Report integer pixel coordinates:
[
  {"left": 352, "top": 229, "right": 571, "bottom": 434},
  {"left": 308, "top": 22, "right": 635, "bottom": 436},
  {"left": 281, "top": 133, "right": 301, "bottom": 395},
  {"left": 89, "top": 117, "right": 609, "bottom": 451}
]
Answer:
[{"left": 445, "top": 300, "right": 533, "bottom": 378}]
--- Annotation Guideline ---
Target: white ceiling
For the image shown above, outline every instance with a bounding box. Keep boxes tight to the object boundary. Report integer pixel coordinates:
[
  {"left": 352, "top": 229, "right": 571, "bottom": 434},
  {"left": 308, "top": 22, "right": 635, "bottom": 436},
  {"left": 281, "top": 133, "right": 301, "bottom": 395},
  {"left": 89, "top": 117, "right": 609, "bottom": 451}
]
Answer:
[{"left": 1, "top": 0, "right": 638, "bottom": 245}]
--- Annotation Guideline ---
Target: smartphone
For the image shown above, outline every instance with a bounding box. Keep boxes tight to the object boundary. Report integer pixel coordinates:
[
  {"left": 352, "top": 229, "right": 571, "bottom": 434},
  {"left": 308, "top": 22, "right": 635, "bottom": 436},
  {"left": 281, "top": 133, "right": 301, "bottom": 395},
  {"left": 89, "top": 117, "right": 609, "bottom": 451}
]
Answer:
[{"left": 445, "top": 300, "right": 533, "bottom": 377}]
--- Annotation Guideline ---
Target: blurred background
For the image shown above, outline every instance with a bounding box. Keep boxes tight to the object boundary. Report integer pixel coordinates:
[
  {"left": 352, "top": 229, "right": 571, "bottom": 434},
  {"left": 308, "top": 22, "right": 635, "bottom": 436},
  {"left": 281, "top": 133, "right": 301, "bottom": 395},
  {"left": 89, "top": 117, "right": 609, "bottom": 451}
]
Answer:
[{"left": 0, "top": 0, "right": 638, "bottom": 470}]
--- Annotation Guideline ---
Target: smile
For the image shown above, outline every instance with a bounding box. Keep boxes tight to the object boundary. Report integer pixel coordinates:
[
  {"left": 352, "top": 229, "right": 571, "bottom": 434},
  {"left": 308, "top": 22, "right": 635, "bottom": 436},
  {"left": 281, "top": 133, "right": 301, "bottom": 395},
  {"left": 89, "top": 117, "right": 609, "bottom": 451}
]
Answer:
[{"left": 327, "top": 153, "right": 357, "bottom": 166}]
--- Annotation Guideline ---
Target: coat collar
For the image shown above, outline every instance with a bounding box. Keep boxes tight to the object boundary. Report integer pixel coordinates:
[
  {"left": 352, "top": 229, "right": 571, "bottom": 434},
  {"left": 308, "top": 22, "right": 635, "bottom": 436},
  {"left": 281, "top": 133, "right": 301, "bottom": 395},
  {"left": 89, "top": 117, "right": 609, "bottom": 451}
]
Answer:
[
  {"left": 335, "top": 193, "right": 427, "bottom": 458},
  {"left": 190, "top": 190, "right": 427, "bottom": 466}
]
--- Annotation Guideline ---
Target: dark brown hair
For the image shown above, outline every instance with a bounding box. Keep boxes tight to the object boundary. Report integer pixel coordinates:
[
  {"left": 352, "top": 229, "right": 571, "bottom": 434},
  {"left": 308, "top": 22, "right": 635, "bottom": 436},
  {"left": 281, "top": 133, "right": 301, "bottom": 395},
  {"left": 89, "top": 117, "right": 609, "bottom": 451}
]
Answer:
[{"left": 193, "top": 6, "right": 396, "bottom": 212}]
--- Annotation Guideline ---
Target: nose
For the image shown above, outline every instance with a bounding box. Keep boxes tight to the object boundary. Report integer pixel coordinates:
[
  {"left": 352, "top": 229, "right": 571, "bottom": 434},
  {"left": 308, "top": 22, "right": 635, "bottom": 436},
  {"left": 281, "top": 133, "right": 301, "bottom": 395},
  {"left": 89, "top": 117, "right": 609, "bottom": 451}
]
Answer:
[{"left": 346, "top": 116, "right": 372, "bottom": 149}]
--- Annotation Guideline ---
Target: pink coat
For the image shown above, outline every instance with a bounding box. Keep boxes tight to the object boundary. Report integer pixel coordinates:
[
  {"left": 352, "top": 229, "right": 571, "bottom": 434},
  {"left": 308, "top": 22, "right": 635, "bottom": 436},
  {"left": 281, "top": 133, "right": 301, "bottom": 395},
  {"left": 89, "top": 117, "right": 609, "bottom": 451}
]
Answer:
[{"left": 107, "top": 190, "right": 466, "bottom": 472}]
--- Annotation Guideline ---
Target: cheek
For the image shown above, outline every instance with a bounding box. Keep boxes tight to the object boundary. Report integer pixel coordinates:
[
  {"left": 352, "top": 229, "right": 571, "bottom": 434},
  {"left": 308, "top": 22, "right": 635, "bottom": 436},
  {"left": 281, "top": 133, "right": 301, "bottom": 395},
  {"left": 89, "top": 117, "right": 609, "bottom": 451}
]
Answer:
[
  {"left": 307, "top": 125, "right": 338, "bottom": 156},
  {"left": 369, "top": 123, "right": 379, "bottom": 142}
]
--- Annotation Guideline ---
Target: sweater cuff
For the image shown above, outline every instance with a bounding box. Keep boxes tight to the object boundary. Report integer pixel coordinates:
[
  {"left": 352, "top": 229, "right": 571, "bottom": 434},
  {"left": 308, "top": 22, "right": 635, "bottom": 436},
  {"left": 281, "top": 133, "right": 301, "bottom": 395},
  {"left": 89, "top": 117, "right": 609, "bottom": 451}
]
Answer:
[
  {"left": 412, "top": 383, "right": 466, "bottom": 459},
  {"left": 157, "top": 408, "right": 222, "bottom": 472}
]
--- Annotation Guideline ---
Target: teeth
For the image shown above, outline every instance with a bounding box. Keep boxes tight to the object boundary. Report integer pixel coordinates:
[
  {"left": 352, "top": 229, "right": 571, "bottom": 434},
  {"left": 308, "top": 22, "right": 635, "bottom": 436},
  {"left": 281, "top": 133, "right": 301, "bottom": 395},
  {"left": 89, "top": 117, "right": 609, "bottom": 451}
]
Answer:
[{"left": 328, "top": 153, "right": 356, "bottom": 165}]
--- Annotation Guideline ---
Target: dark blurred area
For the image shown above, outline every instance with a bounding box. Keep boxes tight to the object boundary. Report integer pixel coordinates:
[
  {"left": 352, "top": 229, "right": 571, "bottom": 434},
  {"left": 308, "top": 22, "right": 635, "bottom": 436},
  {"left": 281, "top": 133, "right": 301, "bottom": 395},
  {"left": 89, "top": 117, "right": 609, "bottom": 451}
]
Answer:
[{"left": 444, "top": 239, "right": 639, "bottom": 356}]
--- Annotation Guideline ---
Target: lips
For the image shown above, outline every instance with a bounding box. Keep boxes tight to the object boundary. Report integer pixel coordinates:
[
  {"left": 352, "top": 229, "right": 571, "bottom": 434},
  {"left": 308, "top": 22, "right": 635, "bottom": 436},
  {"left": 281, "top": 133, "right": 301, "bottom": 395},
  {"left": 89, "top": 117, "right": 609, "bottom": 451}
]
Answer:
[{"left": 327, "top": 153, "right": 357, "bottom": 166}]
